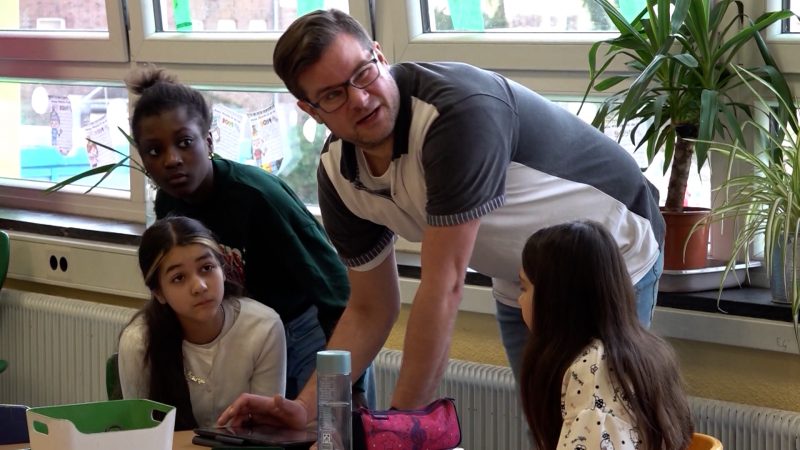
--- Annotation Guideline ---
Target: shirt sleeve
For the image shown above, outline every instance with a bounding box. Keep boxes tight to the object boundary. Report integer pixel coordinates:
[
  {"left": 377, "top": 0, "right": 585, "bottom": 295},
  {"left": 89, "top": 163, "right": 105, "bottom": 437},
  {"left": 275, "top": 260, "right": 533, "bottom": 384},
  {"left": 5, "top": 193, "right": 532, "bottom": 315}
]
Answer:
[
  {"left": 118, "top": 320, "right": 149, "bottom": 400},
  {"left": 421, "top": 94, "right": 515, "bottom": 226},
  {"left": 557, "top": 343, "right": 641, "bottom": 450},
  {"left": 248, "top": 305, "right": 287, "bottom": 397}
]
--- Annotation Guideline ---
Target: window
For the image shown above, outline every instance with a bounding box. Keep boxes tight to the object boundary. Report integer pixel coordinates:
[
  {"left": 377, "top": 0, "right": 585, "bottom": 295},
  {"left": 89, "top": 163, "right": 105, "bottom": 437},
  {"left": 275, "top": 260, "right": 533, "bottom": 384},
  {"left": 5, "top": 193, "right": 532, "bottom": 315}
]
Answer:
[
  {"left": 189, "top": 89, "right": 326, "bottom": 205},
  {"left": 156, "top": 0, "right": 349, "bottom": 32},
  {"left": 1, "top": 81, "right": 130, "bottom": 192},
  {"left": 422, "top": 0, "right": 644, "bottom": 32},
  {"left": 784, "top": 0, "right": 800, "bottom": 32},
  {"left": 127, "top": 0, "right": 371, "bottom": 65},
  {"left": 0, "top": 0, "right": 128, "bottom": 62},
  {"left": 0, "top": 0, "right": 794, "bottom": 243},
  {"left": 0, "top": 0, "right": 369, "bottom": 222}
]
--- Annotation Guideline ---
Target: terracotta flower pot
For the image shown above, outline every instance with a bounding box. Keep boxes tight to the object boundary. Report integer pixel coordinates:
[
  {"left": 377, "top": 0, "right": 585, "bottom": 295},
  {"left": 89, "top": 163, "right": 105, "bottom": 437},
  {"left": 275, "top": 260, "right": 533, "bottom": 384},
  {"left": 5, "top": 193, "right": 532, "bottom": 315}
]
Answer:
[{"left": 661, "top": 207, "right": 711, "bottom": 270}]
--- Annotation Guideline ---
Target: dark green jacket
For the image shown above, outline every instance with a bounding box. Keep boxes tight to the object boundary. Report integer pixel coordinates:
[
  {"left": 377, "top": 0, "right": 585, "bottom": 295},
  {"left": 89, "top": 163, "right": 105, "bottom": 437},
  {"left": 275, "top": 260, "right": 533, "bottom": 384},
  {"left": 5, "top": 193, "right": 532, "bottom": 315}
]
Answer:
[{"left": 156, "top": 158, "right": 349, "bottom": 335}]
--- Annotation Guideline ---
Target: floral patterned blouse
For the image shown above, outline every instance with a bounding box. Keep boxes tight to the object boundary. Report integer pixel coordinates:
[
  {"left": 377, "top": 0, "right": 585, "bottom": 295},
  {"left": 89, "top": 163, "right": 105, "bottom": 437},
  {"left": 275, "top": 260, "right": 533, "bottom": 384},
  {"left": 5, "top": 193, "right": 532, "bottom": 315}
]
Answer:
[{"left": 557, "top": 339, "right": 641, "bottom": 450}]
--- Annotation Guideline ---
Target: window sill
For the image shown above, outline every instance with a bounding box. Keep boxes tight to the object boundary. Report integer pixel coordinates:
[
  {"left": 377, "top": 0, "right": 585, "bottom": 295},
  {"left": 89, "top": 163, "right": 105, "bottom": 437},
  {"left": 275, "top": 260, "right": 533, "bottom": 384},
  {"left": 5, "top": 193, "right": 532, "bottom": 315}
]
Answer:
[
  {"left": 2, "top": 207, "right": 797, "bottom": 353},
  {"left": 0, "top": 207, "right": 143, "bottom": 246},
  {"left": 658, "top": 287, "right": 792, "bottom": 323}
]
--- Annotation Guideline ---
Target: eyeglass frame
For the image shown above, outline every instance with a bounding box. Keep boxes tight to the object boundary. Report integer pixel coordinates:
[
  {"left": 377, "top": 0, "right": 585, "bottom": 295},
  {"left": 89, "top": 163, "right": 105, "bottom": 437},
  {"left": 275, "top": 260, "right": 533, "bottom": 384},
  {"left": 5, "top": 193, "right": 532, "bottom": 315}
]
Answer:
[{"left": 304, "top": 52, "right": 381, "bottom": 113}]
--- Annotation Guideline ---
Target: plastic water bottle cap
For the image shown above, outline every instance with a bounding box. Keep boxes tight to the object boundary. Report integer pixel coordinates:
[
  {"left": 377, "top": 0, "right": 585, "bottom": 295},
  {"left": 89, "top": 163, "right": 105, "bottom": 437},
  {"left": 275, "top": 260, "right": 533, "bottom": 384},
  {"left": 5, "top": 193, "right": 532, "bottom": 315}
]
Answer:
[{"left": 317, "top": 350, "right": 351, "bottom": 375}]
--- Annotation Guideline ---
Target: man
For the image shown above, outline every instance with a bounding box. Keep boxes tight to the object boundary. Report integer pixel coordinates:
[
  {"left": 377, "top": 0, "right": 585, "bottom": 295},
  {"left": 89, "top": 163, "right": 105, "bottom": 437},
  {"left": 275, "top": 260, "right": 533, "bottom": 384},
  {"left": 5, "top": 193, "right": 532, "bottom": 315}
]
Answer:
[{"left": 218, "top": 8, "right": 664, "bottom": 427}]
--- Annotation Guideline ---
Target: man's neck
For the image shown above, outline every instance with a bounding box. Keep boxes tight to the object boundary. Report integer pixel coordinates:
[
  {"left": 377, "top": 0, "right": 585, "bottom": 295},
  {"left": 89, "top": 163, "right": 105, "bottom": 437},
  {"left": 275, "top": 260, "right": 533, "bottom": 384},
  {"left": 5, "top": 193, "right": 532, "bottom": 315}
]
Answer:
[{"left": 359, "top": 143, "right": 394, "bottom": 177}]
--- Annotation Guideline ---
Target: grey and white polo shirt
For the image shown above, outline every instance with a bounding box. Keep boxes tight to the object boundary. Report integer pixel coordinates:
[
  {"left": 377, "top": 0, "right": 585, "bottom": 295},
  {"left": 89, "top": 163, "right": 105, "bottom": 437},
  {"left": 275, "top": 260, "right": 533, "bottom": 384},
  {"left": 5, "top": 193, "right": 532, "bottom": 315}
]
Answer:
[{"left": 318, "top": 62, "right": 664, "bottom": 305}]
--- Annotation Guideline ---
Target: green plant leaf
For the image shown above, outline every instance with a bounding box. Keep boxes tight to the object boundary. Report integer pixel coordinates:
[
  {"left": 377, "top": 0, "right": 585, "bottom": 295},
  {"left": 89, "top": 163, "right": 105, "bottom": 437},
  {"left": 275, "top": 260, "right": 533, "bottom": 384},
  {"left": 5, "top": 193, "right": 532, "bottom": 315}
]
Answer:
[{"left": 44, "top": 161, "right": 130, "bottom": 194}]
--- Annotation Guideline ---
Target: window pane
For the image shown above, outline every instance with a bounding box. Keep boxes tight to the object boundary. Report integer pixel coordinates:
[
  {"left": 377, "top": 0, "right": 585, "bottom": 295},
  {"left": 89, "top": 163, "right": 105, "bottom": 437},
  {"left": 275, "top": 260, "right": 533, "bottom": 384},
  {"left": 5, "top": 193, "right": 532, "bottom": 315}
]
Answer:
[
  {"left": 1, "top": 0, "right": 108, "bottom": 31},
  {"left": 786, "top": 0, "right": 800, "bottom": 32},
  {"left": 424, "top": 0, "right": 646, "bottom": 32},
  {"left": 556, "top": 100, "right": 711, "bottom": 208},
  {"left": 157, "top": 0, "right": 349, "bottom": 32},
  {"left": 0, "top": 81, "right": 130, "bottom": 194},
  {"left": 181, "top": 90, "right": 324, "bottom": 205}
]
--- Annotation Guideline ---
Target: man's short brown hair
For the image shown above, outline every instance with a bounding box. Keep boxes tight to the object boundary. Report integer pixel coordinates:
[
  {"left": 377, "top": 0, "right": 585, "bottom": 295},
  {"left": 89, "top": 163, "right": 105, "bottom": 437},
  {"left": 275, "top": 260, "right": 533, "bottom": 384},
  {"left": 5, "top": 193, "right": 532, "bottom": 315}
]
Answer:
[{"left": 273, "top": 9, "right": 374, "bottom": 101}]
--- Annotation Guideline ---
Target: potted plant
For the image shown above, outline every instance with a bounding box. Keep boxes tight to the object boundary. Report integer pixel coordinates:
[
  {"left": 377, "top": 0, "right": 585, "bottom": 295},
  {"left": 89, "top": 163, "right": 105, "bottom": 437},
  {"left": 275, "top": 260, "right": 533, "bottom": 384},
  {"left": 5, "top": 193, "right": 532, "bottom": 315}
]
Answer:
[
  {"left": 581, "top": 0, "right": 794, "bottom": 269},
  {"left": 705, "top": 65, "right": 799, "bottom": 319}
]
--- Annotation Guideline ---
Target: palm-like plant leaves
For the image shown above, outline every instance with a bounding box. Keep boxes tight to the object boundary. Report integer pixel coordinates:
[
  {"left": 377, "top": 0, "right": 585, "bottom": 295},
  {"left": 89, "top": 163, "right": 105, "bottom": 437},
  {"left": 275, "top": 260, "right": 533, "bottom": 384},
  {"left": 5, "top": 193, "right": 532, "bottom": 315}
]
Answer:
[{"left": 581, "top": 0, "right": 794, "bottom": 211}]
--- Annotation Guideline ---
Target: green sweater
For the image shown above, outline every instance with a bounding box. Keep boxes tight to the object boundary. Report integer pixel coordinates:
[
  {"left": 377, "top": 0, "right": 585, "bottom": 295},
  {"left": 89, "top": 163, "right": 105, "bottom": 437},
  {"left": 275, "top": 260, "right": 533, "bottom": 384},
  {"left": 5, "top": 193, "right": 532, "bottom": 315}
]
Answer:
[{"left": 155, "top": 159, "right": 349, "bottom": 334}]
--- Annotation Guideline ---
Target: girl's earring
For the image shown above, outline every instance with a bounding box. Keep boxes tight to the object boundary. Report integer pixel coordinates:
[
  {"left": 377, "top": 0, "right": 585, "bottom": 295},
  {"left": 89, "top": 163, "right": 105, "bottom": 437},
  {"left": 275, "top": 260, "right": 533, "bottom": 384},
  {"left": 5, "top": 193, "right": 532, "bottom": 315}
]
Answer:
[{"left": 208, "top": 152, "right": 215, "bottom": 160}]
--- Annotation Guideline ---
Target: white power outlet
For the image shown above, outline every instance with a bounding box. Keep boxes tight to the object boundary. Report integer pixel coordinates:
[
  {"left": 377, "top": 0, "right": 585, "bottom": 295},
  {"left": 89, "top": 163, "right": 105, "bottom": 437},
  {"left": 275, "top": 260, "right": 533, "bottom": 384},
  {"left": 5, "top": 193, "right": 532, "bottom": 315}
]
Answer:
[{"left": 7, "top": 231, "right": 149, "bottom": 299}]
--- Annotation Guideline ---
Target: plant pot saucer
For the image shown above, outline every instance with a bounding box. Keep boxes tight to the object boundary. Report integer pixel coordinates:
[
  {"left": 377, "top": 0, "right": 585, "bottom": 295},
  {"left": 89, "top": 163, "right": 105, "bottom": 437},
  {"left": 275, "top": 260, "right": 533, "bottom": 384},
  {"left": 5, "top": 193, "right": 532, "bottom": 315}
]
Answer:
[{"left": 659, "top": 259, "right": 761, "bottom": 293}]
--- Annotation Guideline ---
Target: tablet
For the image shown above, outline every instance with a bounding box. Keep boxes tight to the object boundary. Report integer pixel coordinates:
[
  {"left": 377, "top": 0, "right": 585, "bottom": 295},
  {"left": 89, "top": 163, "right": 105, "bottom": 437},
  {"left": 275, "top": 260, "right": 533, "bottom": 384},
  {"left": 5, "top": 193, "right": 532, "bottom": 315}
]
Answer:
[{"left": 193, "top": 424, "right": 316, "bottom": 449}]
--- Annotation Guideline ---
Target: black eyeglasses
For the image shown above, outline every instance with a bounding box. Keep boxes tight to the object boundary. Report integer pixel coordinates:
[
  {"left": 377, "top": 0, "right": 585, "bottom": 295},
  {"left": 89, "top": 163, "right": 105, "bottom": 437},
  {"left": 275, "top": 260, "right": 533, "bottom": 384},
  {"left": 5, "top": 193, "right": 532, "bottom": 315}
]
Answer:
[{"left": 306, "top": 53, "right": 381, "bottom": 113}]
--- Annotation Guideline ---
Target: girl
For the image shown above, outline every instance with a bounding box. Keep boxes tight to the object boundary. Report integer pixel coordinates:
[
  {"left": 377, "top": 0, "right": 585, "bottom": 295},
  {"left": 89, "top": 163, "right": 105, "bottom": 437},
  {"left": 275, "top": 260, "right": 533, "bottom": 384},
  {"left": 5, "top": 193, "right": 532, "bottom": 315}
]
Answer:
[
  {"left": 124, "top": 66, "right": 373, "bottom": 407},
  {"left": 118, "top": 216, "right": 286, "bottom": 430},
  {"left": 518, "top": 221, "right": 693, "bottom": 450}
]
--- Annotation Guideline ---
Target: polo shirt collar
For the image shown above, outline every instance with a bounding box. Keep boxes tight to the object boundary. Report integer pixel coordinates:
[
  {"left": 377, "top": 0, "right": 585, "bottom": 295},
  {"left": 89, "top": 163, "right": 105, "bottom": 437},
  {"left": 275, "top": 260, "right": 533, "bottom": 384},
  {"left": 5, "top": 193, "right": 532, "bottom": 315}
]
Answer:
[{"left": 338, "top": 64, "right": 412, "bottom": 183}]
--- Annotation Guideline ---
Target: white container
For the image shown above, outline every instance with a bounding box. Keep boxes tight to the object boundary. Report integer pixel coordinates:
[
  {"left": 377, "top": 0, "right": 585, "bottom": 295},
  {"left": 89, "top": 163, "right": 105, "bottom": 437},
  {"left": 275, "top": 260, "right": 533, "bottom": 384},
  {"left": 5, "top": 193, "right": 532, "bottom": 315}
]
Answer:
[{"left": 26, "top": 399, "right": 175, "bottom": 450}]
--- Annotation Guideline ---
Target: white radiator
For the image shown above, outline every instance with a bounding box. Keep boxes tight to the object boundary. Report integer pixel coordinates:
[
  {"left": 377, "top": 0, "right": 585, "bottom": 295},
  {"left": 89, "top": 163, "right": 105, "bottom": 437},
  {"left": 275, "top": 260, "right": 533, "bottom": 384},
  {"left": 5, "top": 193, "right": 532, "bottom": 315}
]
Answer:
[
  {"left": 0, "top": 289, "right": 136, "bottom": 406},
  {"left": 373, "top": 349, "right": 527, "bottom": 450},
  {"left": 689, "top": 396, "right": 800, "bottom": 450},
  {"left": 373, "top": 351, "right": 800, "bottom": 450},
  {"left": 3, "top": 288, "right": 800, "bottom": 450}
]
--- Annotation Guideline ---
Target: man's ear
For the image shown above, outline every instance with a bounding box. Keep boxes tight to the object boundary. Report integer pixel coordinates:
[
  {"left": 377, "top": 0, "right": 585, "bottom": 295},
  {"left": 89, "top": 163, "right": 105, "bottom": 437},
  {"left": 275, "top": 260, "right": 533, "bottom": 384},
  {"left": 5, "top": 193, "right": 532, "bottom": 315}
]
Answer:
[
  {"left": 297, "top": 100, "right": 323, "bottom": 124},
  {"left": 374, "top": 41, "right": 388, "bottom": 63}
]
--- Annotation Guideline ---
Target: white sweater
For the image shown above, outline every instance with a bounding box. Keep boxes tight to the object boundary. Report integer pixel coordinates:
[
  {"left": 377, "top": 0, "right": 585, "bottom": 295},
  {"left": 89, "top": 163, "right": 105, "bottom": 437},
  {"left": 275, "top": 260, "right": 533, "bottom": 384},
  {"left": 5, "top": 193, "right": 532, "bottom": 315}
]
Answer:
[{"left": 118, "top": 297, "right": 286, "bottom": 427}]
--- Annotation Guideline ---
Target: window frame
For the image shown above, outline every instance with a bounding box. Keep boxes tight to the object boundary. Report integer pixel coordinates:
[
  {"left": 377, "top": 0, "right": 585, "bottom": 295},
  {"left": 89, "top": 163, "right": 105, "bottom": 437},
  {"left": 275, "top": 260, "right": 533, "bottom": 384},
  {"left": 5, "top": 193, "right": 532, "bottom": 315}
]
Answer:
[
  {"left": 0, "top": 0, "right": 129, "bottom": 63},
  {"left": 765, "top": 0, "right": 800, "bottom": 76},
  {"left": 126, "top": 0, "right": 373, "bottom": 66}
]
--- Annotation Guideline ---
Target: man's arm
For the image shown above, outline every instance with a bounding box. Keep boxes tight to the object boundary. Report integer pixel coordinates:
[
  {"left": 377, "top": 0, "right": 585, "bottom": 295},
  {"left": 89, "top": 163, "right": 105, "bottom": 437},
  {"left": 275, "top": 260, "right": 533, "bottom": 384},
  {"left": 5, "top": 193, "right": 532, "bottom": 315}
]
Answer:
[
  {"left": 391, "top": 219, "right": 481, "bottom": 409},
  {"left": 296, "top": 249, "right": 402, "bottom": 420}
]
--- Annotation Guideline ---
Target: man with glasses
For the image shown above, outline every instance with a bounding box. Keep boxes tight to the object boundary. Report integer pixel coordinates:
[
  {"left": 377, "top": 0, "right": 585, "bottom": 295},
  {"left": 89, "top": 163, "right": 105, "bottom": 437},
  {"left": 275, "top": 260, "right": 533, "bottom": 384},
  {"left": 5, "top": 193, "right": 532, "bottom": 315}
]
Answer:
[{"left": 218, "top": 8, "right": 665, "bottom": 428}]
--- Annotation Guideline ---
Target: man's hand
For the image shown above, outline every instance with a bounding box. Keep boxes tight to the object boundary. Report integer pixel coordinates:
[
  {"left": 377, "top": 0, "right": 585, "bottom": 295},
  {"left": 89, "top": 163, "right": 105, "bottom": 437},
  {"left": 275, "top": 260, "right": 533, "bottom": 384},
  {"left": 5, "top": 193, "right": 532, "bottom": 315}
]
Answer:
[{"left": 216, "top": 393, "right": 308, "bottom": 430}]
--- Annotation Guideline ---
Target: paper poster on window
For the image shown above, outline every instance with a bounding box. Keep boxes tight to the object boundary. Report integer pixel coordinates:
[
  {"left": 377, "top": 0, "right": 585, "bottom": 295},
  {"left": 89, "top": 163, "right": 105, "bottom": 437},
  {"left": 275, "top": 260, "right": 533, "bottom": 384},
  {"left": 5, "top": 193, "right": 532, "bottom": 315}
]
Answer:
[
  {"left": 83, "top": 116, "right": 117, "bottom": 169},
  {"left": 247, "top": 105, "right": 284, "bottom": 173},
  {"left": 210, "top": 104, "right": 244, "bottom": 161},
  {"left": 48, "top": 95, "right": 72, "bottom": 155}
]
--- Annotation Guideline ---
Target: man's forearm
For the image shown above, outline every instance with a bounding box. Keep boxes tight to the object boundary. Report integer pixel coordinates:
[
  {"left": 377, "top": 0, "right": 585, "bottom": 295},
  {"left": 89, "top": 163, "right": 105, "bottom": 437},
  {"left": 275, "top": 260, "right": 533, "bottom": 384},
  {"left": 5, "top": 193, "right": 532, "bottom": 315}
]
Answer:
[
  {"left": 390, "top": 219, "right": 480, "bottom": 409},
  {"left": 298, "top": 257, "right": 401, "bottom": 420},
  {"left": 390, "top": 285, "right": 461, "bottom": 409}
]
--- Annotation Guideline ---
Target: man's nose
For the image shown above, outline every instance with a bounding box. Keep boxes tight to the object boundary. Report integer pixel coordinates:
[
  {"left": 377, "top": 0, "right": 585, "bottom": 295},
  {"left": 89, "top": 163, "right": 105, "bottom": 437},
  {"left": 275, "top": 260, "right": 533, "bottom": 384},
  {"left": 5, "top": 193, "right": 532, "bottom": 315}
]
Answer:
[{"left": 347, "top": 84, "right": 370, "bottom": 107}]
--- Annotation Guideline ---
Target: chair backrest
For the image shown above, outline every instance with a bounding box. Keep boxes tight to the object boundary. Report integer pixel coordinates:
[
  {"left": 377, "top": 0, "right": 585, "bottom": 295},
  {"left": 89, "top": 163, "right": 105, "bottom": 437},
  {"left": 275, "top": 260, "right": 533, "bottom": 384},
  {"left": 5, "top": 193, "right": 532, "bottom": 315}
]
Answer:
[
  {"left": 106, "top": 352, "right": 123, "bottom": 400},
  {"left": 0, "top": 230, "right": 9, "bottom": 291},
  {"left": 687, "top": 432, "right": 723, "bottom": 450},
  {"left": 0, "top": 404, "right": 30, "bottom": 444}
]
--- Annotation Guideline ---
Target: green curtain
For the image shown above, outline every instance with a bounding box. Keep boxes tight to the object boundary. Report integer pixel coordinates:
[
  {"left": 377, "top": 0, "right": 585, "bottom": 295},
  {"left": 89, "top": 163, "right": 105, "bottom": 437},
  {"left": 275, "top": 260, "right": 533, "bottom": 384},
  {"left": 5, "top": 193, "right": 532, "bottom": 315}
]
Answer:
[{"left": 448, "top": 0, "right": 484, "bottom": 31}]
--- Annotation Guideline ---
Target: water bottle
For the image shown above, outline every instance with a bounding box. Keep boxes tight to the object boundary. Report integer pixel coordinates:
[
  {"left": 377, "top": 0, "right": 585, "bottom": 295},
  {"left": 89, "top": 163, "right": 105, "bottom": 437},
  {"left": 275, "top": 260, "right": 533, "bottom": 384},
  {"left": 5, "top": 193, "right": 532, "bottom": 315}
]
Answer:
[{"left": 317, "top": 350, "right": 352, "bottom": 450}]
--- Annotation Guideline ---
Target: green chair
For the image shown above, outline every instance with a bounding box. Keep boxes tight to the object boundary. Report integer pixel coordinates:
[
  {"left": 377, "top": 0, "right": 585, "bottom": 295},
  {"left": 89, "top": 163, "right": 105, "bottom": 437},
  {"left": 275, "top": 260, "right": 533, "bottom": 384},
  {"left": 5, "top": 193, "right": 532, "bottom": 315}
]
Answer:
[
  {"left": 106, "top": 352, "right": 122, "bottom": 400},
  {"left": 0, "top": 230, "right": 9, "bottom": 374}
]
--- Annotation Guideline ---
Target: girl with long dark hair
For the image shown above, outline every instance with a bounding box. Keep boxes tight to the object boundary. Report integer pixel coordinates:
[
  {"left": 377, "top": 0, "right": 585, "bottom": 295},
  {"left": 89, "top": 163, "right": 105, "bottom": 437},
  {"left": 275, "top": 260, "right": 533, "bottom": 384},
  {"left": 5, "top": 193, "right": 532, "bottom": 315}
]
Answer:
[
  {"left": 118, "top": 216, "right": 286, "bottom": 430},
  {"left": 519, "top": 220, "right": 693, "bottom": 450}
]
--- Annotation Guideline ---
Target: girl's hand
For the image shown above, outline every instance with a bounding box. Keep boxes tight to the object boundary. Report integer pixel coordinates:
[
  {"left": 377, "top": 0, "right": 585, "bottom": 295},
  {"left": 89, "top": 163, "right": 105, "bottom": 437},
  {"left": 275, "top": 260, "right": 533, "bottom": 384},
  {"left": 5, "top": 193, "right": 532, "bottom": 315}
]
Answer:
[{"left": 216, "top": 393, "right": 308, "bottom": 430}]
